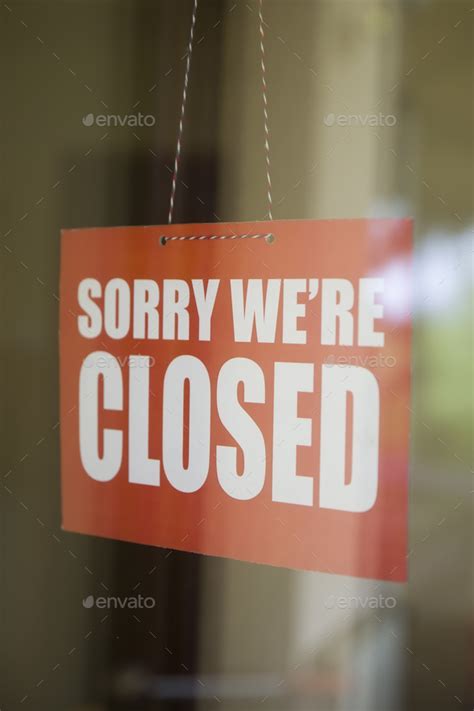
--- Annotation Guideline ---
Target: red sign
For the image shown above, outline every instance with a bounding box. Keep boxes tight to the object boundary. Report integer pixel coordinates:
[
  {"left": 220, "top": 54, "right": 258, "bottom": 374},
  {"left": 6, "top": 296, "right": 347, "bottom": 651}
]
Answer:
[{"left": 60, "top": 219, "right": 412, "bottom": 581}]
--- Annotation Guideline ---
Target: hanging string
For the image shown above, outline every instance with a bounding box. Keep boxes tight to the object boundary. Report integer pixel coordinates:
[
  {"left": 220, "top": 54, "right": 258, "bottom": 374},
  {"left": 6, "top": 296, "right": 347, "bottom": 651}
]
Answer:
[
  {"left": 163, "top": 0, "right": 275, "bottom": 243},
  {"left": 168, "top": 0, "right": 199, "bottom": 224},
  {"left": 258, "top": 0, "right": 273, "bottom": 220},
  {"left": 161, "top": 232, "right": 274, "bottom": 244}
]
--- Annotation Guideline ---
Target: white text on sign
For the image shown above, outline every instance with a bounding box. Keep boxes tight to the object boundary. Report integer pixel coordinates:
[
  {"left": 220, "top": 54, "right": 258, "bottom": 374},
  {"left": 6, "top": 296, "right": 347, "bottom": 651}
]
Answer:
[{"left": 77, "top": 277, "right": 383, "bottom": 514}]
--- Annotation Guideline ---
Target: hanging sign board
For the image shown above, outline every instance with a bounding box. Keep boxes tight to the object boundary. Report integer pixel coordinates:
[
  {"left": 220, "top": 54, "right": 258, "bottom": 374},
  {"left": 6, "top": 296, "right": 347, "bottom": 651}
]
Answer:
[{"left": 60, "top": 219, "right": 412, "bottom": 581}]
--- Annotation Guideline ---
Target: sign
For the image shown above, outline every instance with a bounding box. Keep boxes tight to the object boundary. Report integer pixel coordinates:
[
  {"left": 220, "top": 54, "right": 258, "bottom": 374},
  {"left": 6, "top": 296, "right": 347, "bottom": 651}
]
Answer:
[{"left": 60, "top": 219, "right": 412, "bottom": 581}]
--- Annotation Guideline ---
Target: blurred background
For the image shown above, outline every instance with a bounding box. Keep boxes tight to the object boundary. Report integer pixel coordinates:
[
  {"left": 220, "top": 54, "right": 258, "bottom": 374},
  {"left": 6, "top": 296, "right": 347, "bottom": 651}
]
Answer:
[{"left": 0, "top": 0, "right": 472, "bottom": 709}]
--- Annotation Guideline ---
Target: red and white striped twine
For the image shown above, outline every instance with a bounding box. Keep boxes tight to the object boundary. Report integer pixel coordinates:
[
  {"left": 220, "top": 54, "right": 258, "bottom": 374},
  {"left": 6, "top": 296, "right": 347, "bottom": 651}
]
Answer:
[
  {"left": 168, "top": 0, "right": 199, "bottom": 225},
  {"left": 258, "top": 0, "right": 273, "bottom": 220},
  {"left": 160, "top": 233, "right": 274, "bottom": 245},
  {"left": 165, "top": 0, "right": 274, "bottom": 243}
]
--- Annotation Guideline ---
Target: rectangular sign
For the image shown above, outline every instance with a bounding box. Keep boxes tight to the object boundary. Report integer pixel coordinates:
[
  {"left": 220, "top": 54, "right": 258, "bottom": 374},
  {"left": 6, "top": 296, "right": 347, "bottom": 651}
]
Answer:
[{"left": 60, "top": 219, "right": 412, "bottom": 581}]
